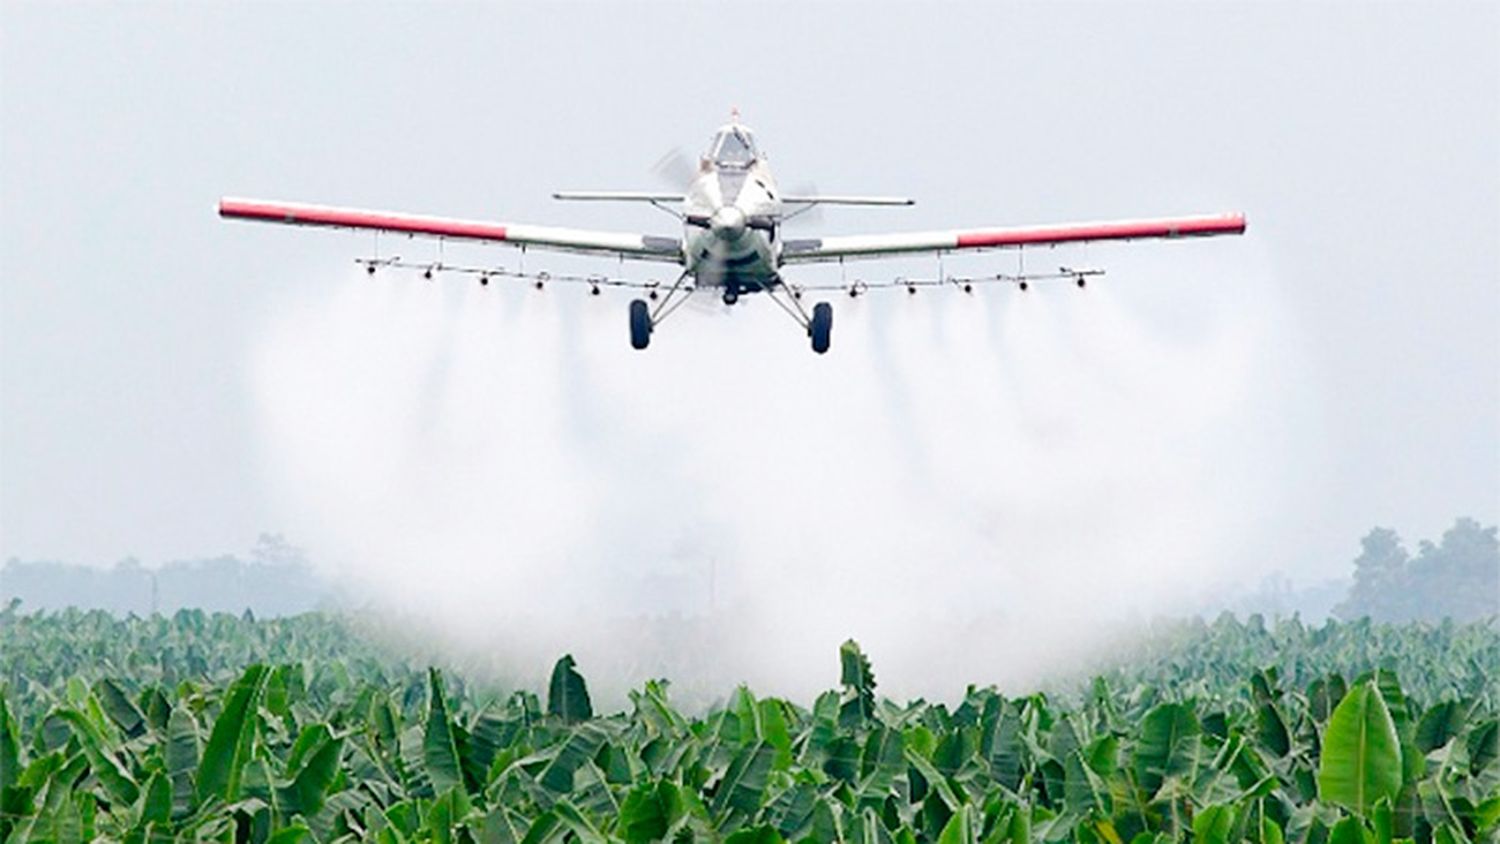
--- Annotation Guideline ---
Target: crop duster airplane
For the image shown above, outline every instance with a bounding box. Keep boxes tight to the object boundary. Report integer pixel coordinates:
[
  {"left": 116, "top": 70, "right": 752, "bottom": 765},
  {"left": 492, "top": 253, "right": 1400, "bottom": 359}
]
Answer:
[{"left": 219, "top": 114, "right": 1245, "bottom": 354}]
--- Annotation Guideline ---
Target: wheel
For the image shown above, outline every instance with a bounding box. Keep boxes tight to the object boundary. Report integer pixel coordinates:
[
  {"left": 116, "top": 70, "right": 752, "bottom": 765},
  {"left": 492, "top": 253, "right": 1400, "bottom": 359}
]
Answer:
[
  {"left": 809, "top": 302, "right": 832, "bottom": 354},
  {"left": 629, "top": 299, "right": 652, "bottom": 350},
  {"left": 722, "top": 289, "right": 739, "bottom": 306}
]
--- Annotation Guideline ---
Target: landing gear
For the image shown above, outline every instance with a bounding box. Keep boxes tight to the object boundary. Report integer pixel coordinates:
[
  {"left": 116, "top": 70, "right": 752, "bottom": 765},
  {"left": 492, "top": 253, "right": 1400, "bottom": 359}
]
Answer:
[
  {"left": 629, "top": 299, "right": 652, "bottom": 350},
  {"left": 628, "top": 271, "right": 693, "bottom": 351},
  {"left": 809, "top": 302, "right": 833, "bottom": 354},
  {"left": 722, "top": 282, "right": 740, "bottom": 306},
  {"left": 762, "top": 278, "right": 834, "bottom": 355}
]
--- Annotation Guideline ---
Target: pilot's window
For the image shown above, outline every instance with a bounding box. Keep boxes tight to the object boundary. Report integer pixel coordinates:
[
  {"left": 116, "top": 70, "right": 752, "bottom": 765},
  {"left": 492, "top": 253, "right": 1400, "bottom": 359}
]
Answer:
[{"left": 712, "top": 130, "right": 756, "bottom": 166}]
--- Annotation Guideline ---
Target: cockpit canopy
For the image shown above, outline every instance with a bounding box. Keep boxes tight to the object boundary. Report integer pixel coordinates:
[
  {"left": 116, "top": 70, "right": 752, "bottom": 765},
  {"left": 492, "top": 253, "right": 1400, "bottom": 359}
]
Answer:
[{"left": 707, "top": 125, "right": 758, "bottom": 168}]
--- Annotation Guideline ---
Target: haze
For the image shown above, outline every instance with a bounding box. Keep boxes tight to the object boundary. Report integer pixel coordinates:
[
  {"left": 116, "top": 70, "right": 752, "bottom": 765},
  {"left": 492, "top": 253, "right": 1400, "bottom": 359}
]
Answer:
[{"left": 2, "top": 3, "right": 1496, "bottom": 698}]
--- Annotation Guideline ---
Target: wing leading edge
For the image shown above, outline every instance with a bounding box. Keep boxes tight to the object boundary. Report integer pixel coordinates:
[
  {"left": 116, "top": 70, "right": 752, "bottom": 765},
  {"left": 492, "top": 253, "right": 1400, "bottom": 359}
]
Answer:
[
  {"left": 218, "top": 198, "right": 684, "bottom": 263},
  {"left": 780, "top": 212, "right": 1245, "bottom": 264}
]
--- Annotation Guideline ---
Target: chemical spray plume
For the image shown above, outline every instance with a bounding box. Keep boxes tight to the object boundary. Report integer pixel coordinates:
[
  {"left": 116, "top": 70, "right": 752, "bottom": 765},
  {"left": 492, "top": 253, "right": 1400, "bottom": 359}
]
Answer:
[{"left": 251, "top": 242, "right": 1315, "bottom": 708}]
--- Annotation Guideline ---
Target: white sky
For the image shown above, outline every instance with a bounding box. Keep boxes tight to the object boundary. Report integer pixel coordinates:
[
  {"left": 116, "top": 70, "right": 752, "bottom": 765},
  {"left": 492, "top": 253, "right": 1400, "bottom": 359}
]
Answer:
[{"left": 2, "top": 1, "right": 1496, "bottom": 591}]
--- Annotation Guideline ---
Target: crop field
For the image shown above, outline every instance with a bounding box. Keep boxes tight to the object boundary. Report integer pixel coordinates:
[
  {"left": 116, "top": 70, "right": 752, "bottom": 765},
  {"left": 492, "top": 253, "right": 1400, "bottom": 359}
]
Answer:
[{"left": 0, "top": 609, "right": 1495, "bottom": 844}]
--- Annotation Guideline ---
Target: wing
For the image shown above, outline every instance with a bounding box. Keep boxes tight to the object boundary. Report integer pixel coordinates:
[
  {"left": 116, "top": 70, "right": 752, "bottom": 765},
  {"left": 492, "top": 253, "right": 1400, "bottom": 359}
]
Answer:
[
  {"left": 219, "top": 197, "right": 684, "bottom": 264},
  {"left": 780, "top": 195, "right": 915, "bottom": 207},
  {"left": 780, "top": 212, "right": 1245, "bottom": 264}
]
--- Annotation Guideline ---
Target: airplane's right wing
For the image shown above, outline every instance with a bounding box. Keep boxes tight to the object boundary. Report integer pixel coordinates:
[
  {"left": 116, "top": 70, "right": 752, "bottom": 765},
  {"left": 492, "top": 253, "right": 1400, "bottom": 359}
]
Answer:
[{"left": 780, "top": 212, "right": 1246, "bottom": 264}]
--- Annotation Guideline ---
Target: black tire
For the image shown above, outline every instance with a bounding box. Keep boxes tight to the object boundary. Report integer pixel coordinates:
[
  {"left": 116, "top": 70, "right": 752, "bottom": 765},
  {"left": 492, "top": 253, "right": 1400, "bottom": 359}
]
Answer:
[
  {"left": 629, "top": 299, "right": 652, "bottom": 350},
  {"left": 810, "top": 302, "right": 832, "bottom": 354}
]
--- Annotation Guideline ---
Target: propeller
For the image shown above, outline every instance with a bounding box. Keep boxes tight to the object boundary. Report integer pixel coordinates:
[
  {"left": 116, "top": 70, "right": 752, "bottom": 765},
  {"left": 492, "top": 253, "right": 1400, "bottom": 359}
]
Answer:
[{"left": 650, "top": 146, "right": 700, "bottom": 193}]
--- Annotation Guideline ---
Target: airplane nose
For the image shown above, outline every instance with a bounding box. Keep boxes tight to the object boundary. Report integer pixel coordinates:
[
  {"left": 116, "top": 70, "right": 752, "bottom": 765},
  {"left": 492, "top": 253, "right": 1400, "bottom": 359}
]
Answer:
[{"left": 710, "top": 206, "right": 747, "bottom": 240}]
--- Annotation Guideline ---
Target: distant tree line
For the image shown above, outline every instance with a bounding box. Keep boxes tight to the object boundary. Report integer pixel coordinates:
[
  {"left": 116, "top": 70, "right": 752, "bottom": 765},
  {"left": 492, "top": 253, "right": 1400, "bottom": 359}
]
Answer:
[
  {"left": 0, "top": 533, "right": 329, "bottom": 617},
  {"left": 1333, "top": 517, "right": 1498, "bottom": 622},
  {"left": 3, "top": 522, "right": 1495, "bottom": 622}
]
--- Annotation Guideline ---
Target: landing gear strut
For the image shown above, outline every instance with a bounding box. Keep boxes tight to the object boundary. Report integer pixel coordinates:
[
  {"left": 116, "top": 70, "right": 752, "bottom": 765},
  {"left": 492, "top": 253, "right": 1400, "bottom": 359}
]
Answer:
[{"left": 763, "top": 278, "right": 834, "bottom": 355}]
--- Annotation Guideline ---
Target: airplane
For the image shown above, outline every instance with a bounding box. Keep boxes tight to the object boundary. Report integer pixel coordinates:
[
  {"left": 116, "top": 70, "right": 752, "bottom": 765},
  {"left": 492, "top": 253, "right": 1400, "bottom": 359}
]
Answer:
[{"left": 219, "top": 113, "right": 1245, "bottom": 354}]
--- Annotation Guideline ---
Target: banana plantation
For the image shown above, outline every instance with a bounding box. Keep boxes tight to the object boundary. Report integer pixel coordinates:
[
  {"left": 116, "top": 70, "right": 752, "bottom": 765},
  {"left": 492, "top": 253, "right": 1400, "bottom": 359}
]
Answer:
[{"left": 1, "top": 609, "right": 1495, "bottom": 844}]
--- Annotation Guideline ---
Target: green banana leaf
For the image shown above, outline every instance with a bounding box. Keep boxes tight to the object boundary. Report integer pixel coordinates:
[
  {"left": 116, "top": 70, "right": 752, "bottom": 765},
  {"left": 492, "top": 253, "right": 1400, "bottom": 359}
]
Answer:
[{"left": 1318, "top": 681, "right": 1403, "bottom": 816}]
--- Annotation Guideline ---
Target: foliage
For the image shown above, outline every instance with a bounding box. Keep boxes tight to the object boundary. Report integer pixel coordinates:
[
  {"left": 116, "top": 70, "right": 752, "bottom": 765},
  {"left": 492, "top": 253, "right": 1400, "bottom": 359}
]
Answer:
[
  {"left": 1093, "top": 614, "right": 1496, "bottom": 712},
  {"left": 1317, "top": 681, "right": 1403, "bottom": 815},
  {"left": 1, "top": 607, "right": 1496, "bottom": 843}
]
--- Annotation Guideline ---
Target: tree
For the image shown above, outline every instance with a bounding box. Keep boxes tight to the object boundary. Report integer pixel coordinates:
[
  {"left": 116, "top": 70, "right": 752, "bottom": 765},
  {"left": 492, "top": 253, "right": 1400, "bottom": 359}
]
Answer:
[
  {"left": 1334, "top": 519, "right": 1499, "bottom": 623},
  {"left": 1334, "top": 528, "right": 1410, "bottom": 621},
  {"left": 1404, "top": 518, "right": 1498, "bottom": 622},
  {"left": 249, "top": 533, "right": 308, "bottom": 569}
]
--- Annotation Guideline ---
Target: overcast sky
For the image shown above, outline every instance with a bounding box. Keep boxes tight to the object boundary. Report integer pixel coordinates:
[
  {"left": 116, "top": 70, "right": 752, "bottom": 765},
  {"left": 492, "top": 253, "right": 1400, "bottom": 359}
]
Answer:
[{"left": 2, "top": 2, "right": 1496, "bottom": 594}]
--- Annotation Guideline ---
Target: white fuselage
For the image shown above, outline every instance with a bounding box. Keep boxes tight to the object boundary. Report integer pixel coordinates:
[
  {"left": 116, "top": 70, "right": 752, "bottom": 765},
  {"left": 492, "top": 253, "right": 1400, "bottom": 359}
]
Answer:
[{"left": 680, "top": 155, "right": 782, "bottom": 291}]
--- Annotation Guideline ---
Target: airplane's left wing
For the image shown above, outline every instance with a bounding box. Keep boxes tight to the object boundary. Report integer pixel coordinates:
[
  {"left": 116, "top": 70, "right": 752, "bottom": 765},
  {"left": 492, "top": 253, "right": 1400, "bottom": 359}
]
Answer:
[
  {"left": 219, "top": 198, "right": 684, "bottom": 264},
  {"left": 780, "top": 212, "right": 1245, "bottom": 264}
]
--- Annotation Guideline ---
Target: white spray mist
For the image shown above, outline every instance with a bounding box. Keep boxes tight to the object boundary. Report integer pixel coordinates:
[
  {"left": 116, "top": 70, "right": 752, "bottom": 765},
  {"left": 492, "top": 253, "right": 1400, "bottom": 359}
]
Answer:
[{"left": 250, "top": 238, "right": 1316, "bottom": 708}]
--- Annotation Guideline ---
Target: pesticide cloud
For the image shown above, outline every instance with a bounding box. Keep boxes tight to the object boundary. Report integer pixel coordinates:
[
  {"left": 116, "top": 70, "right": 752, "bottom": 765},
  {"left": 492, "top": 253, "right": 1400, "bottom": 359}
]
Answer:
[{"left": 251, "top": 242, "right": 1314, "bottom": 706}]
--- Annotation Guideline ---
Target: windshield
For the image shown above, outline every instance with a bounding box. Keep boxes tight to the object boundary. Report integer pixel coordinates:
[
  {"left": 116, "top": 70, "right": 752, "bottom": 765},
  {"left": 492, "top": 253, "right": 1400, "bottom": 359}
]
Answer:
[{"left": 709, "top": 128, "right": 757, "bottom": 167}]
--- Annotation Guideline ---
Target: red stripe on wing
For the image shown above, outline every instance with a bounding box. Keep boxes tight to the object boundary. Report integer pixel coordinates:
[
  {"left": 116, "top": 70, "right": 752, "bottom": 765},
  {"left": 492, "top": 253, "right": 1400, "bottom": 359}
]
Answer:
[
  {"left": 219, "top": 198, "right": 509, "bottom": 242},
  {"left": 954, "top": 213, "right": 1245, "bottom": 249}
]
